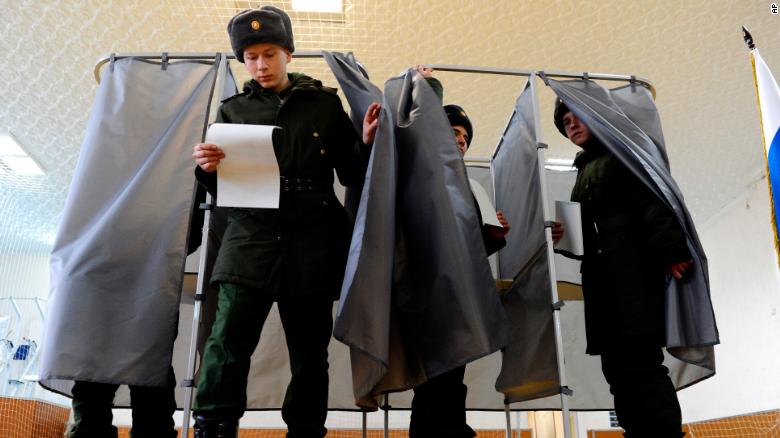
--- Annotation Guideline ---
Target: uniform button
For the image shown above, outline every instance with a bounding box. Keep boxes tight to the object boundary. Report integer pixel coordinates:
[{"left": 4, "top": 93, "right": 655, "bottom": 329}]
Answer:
[
  {"left": 596, "top": 249, "right": 602, "bottom": 254},
  {"left": 322, "top": 201, "right": 328, "bottom": 206},
  {"left": 277, "top": 236, "right": 281, "bottom": 241},
  {"left": 320, "top": 148, "right": 326, "bottom": 155},
  {"left": 313, "top": 131, "right": 320, "bottom": 138}
]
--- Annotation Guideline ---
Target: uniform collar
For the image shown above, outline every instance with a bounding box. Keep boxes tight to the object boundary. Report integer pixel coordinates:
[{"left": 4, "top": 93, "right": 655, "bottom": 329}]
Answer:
[
  {"left": 243, "top": 73, "right": 322, "bottom": 97},
  {"left": 573, "top": 138, "right": 608, "bottom": 169}
]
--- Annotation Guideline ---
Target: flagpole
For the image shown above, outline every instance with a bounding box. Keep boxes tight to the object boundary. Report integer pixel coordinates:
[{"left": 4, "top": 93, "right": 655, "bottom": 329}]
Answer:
[{"left": 743, "top": 26, "right": 780, "bottom": 265}]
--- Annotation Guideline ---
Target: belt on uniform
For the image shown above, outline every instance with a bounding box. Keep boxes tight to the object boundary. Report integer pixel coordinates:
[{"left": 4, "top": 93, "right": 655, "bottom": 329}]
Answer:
[
  {"left": 280, "top": 176, "right": 332, "bottom": 193},
  {"left": 593, "top": 213, "right": 634, "bottom": 234}
]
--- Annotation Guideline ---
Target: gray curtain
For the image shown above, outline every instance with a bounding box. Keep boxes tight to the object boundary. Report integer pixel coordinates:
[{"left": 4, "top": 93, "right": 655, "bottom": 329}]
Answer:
[
  {"left": 322, "top": 51, "right": 382, "bottom": 221},
  {"left": 333, "top": 65, "right": 509, "bottom": 409},
  {"left": 40, "top": 57, "right": 221, "bottom": 395},
  {"left": 387, "top": 69, "right": 509, "bottom": 387},
  {"left": 491, "top": 80, "right": 560, "bottom": 403},
  {"left": 546, "top": 77, "right": 718, "bottom": 388}
]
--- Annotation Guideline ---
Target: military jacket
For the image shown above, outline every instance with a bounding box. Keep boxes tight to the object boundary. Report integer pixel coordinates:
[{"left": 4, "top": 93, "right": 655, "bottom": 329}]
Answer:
[
  {"left": 571, "top": 140, "right": 690, "bottom": 354},
  {"left": 197, "top": 73, "right": 368, "bottom": 299}
]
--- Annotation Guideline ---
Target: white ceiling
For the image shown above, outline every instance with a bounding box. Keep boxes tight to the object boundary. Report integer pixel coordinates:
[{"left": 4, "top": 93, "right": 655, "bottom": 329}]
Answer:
[{"left": 1, "top": 0, "right": 779, "bottom": 252}]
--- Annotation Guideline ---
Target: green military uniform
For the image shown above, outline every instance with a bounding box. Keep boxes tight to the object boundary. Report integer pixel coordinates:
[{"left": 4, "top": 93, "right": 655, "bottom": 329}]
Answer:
[
  {"left": 198, "top": 74, "right": 366, "bottom": 298},
  {"left": 193, "top": 74, "right": 367, "bottom": 437},
  {"left": 571, "top": 139, "right": 690, "bottom": 354},
  {"left": 571, "top": 138, "right": 690, "bottom": 437}
]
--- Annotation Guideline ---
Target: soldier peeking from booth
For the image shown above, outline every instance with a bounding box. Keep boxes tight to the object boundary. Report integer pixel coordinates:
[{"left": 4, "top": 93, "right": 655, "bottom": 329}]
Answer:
[
  {"left": 554, "top": 99, "right": 692, "bottom": 438},
  {"left": 191, "top": 6, "right": 378, "bottom": 438}
]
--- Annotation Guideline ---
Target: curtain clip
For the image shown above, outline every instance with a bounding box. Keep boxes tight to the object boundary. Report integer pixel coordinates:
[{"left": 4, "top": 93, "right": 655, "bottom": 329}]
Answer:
[{"left": 538, "top": 71, "right": 550, "bottom": 85}]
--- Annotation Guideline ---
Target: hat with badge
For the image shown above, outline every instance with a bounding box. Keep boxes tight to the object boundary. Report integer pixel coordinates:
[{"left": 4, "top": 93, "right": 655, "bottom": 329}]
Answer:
[
  {"left": 444, "top": 104, "right": 473, "bottom": 147},
  {"left": 227, "top": 6, "right": 295, "bottom": 63}
]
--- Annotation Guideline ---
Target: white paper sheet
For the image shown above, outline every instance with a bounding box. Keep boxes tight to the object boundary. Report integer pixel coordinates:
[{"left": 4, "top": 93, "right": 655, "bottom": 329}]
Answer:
[
  {"left": 206, "top": 123, "right": 281, "bottom": 209},
  {"left": 554, "top": 200, "right": 584, "bottom": 257},
  {"left": 469, "top": 178, "right": 502, "bottom": 227}
]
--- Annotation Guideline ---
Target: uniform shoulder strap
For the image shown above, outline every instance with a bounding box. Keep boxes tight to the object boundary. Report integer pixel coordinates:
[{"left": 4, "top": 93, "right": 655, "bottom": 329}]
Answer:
[{"left": 220, "top": 91, "right": 248, "bottom": 104}]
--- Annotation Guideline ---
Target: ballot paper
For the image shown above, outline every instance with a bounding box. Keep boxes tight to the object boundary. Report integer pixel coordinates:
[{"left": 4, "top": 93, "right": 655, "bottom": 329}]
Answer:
[
  {"left": 469, "top": 178, "right": 502, "bottom": 228},
  {"left": 206, "top": 123, "right": 280, "bottom": 209},
  {"left": 554, "top": 200, "right": 584, "bottom": 258}
]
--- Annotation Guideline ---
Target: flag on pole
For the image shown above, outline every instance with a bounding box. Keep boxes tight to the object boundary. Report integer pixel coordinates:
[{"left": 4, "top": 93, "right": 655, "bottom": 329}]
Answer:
[{"left": 747, "top": 30, "right": 780, "bottom": 263}]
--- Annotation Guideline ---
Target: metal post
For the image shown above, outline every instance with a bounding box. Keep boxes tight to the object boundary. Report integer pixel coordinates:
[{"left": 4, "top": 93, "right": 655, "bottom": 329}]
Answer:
[
  {"left": 505, "top": 403, "right": 513, "bottom": 438},
  {"left": 383, "top": 393, "right": 389, "bottom": 438},
  {"left": 362, "top": 410, "right": 368, "bottom": 438},
  {"left": 181, "top": 52, "right": 228, "bottom": 438},
  {"left": 528, "top": 73, "right": 572, "bottom": 438}
]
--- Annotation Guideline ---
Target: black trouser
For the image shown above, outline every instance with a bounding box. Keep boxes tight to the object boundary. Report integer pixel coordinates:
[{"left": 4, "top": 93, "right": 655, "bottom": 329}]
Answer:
[
  {"left": 194, "top": 282, "right": 334, "bottom": 438},
  {"left": 409, "top": 365, "right": 476, "bottom": 438},
  {"left": 69, "top": 367, "right": 177, "bottom": 438},
  {"left": 600, "top": 346, "right": 684, "bottom": 438}
]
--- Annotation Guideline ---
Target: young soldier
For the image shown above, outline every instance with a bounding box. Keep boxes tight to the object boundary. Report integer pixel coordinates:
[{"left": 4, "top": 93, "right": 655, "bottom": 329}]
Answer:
[
  {"left": 554, "top": 99, "right": 691, "bottom": 437},
  {"left": 191, "top": 6, "right": 378, "bottom": 438}
]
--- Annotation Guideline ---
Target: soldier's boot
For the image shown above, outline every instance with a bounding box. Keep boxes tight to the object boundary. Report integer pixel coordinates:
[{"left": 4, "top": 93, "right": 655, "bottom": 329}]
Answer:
[{"left": 194, "top": 415, "right": 239, "bottom": 438}]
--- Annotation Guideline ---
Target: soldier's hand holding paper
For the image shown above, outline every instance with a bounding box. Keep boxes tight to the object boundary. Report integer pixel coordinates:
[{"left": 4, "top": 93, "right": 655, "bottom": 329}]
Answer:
[
  {"left": 193, "top": 143, "right": 225, "bottom": 172},
  {"left": 203, "top": 123, "right": 281, "bottom": 209}
]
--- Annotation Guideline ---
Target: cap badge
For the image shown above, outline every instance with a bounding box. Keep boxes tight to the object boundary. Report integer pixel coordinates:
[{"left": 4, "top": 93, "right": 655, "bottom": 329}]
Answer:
[{"left": 250, "top": 20, "right": 261, "bottom": 31}]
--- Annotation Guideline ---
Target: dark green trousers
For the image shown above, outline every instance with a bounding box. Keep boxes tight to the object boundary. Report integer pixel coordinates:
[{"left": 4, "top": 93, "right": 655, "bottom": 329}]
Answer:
[
  {"left": 194, "top": 282, "right": 333, "bottom": 438},
  {"left": 69, "top": 367, "right": 177, "bottom": 438}
]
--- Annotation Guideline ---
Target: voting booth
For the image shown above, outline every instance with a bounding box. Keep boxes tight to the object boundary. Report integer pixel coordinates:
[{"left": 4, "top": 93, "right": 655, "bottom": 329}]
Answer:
[{"left": 38, "top": 51, "right": 718, "bottom": 438}]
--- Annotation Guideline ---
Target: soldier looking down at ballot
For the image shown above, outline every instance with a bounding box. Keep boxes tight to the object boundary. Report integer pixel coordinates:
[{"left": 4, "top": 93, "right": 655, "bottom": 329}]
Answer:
[{"left": 191, "top": 5, "right": 379, "bottom": 438}]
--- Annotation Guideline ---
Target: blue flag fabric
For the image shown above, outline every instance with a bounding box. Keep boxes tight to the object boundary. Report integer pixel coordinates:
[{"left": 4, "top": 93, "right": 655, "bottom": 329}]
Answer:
[{"left": 752, "top": 49, "right": 780, "bottom": 263}]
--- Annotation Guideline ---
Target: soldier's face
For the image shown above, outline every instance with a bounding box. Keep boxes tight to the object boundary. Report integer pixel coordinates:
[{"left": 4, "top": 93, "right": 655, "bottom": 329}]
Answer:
[
  {"left": 562, "top": 112, "right": 592, "bottom": 147},
  {"left": 452, "top": 125, "right": 469, "bottom": 156},
  {"left": 243, "top": 43, "right": 292, "bottom": 93}
]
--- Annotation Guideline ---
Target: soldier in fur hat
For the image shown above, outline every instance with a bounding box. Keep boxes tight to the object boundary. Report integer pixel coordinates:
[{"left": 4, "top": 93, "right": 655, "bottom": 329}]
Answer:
[{"left": 191, "top": 6, "right": 379, "bottom": 437}]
